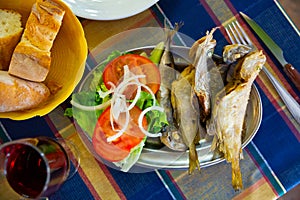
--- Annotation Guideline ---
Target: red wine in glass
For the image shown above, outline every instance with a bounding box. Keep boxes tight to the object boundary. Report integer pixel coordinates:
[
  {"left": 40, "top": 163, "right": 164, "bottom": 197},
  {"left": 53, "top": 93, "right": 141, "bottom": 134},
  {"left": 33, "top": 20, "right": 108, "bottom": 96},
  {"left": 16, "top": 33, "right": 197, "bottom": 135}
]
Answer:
[{"left": 0, "top": 137, "right": 77, "bottom": 199}]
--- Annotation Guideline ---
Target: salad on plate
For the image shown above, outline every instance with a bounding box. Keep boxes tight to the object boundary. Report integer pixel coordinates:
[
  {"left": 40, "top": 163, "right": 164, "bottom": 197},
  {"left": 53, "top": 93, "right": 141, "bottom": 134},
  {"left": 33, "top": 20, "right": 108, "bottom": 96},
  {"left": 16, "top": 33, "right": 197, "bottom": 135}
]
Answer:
[{"left": 66, "top": 46, "right": 169, "bottom": 172}]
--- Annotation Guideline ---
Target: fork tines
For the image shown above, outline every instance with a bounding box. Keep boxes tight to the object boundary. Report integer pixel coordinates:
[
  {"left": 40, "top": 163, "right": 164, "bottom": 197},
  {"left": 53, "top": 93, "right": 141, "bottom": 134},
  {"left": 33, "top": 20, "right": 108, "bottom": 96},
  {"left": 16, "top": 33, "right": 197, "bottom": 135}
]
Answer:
[{"left": 225, "top": 21, "right": 251, "bottom": 46}]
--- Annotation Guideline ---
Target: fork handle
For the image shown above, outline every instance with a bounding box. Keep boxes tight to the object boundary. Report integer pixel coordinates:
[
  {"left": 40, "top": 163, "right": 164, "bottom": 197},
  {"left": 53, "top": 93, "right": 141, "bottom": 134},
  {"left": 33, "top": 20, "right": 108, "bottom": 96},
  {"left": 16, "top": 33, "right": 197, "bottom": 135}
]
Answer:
[{"left": 283, "top": 64, "right": 300, "bottom": 92}]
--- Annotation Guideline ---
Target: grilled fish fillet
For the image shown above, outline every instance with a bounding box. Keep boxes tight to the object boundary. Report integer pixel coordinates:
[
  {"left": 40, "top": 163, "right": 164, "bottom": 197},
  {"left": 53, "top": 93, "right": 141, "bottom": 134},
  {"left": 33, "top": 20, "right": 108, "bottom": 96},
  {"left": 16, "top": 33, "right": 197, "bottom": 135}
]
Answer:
[{"left": 210, "top": 51, "right": 266, "bottom": 190}]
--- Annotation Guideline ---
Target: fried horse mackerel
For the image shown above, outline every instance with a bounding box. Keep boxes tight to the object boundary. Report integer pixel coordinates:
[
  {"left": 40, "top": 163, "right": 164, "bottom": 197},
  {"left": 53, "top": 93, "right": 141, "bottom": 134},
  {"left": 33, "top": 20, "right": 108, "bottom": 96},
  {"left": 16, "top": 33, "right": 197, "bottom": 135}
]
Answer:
[{"left": 210, "top": 49, "right": 266, "bottom": 190}]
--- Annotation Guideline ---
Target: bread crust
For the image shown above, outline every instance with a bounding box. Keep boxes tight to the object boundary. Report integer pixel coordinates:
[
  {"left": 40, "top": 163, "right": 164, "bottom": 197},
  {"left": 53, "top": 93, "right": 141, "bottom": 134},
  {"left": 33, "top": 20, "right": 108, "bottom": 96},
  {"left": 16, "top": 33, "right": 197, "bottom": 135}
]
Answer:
[
  {"left": 0, "top": 71, "right": 50, "bottom": 112},
  {"left": 8, "top": 42, "right": 51, "bottom": 82},
  {"left": 8, "top": 0, "right": 65, "bottom": 82},
  {"left": 0, "top": 9, "right": 23, "bottom": 70}
]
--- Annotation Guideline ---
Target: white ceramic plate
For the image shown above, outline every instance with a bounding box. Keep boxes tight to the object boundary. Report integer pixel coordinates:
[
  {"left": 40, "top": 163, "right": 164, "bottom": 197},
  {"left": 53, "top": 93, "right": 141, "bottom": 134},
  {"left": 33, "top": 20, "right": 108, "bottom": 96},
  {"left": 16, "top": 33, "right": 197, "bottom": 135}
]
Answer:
[{"left": 62, "top": 0, "right": 159, "bottom": 20}]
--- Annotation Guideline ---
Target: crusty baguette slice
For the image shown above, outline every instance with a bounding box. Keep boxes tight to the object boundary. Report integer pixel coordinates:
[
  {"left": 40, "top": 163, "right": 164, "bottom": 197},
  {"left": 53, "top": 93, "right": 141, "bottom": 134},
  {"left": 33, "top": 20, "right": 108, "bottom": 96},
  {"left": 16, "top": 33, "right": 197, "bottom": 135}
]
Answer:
[
  {"left": 0, "top": 9, "right": 23, "bottom": 70},
  {"left": 0, "top": 71, "right": 50, "bottom": 112},
  {"left": 8, "top": 0, "right": 65, "bottom": 82},
  {"left": 8, "top": 42, "right": 51, "bottom": 82}
]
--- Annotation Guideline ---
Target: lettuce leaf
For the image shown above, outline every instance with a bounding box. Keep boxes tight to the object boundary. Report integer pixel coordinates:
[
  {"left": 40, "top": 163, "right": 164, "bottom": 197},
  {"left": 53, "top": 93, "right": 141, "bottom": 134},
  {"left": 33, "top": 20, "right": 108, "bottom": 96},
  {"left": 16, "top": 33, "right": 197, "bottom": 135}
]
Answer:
[
  {"left": 68, "top": 91, "right": 104, "bottom": 137},
  {"left": 65, "top": 51, "right": 122, "bottom": 136},
  {"left": 113, "top": 137, "right": 146, "bottom": 172},
  {"left": 134, "top": 91, "right": 168, "bottom": 134}
]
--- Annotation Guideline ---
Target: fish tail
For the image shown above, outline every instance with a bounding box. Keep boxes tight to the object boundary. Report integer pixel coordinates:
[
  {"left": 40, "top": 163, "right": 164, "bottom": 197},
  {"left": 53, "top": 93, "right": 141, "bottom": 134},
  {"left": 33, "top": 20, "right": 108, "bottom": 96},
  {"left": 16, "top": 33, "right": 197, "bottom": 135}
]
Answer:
[
  {"left": 188, "top": 143, "right": 200, "bottom": 174},
  {"left": 188, "top": 133, "right": 200, "bottom": 174},
  {"left": 163, "top": 20, "right": 184, "bottom": 47},
  {"left": 232, "top": 157, "right": 243, "bottom": 191}
]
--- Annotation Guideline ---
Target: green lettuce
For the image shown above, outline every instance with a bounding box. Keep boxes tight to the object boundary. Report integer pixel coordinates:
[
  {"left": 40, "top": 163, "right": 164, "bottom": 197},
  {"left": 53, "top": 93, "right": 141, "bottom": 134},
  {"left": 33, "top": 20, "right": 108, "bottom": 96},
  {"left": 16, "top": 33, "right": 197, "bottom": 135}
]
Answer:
[{"left": 113, "top": 137, "right": 147, "bottom": 172}]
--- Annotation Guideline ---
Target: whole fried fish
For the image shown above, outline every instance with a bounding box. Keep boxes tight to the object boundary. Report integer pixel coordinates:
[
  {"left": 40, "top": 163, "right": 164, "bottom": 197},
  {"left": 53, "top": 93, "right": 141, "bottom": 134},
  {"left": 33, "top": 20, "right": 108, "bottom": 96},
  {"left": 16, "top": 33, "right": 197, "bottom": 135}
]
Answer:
[
  {"left": 169, "top": 27, "right": 220, "bottom": 173},
  {"left": 210, "top": 51, "right": 266, "bottom": 190},
  {"left": 158, "top": 21, "right": 187, "bottom": 151},
  {"left": 189, "top": 28, "right": 217, "bottom": 122},
  {"left": 171, "top": 66, "right": 201, "bottom": 173}
]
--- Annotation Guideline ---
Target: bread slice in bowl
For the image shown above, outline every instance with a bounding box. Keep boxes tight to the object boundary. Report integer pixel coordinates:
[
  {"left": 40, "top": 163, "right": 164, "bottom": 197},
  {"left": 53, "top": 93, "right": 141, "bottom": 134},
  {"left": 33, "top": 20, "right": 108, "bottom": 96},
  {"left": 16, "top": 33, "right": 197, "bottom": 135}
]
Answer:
[
  {"left": 8, "top": 0, "right": 65, "bottom": 82},
  {"left": 0, "top": 9, "right": 23, "bottom": 70}
]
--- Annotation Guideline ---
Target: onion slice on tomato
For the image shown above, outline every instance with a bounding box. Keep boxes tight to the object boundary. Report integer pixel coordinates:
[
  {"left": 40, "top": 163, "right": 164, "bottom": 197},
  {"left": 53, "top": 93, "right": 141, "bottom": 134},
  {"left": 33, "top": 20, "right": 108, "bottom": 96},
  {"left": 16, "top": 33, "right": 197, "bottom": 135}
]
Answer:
[
  {"left": 106, "top": 65, "right": 163, "bottom": 142},
  {"left": 72, "top": 63, "right": 164, "bottom": 142},
  {"left": 138, "top": 106, "right": 163, "bottom": 137}
]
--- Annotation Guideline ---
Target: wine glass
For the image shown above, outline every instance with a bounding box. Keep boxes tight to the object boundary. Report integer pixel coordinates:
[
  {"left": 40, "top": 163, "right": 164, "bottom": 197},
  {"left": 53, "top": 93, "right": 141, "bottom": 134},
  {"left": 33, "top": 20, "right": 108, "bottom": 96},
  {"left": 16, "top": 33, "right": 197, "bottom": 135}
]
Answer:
[{"left": 0, "top": 136, "right": 79, "bottom": 199}]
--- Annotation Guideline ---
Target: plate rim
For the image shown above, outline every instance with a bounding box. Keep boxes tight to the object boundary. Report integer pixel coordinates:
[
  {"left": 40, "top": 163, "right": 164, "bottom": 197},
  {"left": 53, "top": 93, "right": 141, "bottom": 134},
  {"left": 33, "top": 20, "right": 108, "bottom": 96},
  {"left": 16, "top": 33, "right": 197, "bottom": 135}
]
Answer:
[{"left": 62, "top": 0, "right": 159, "bottom": 20}]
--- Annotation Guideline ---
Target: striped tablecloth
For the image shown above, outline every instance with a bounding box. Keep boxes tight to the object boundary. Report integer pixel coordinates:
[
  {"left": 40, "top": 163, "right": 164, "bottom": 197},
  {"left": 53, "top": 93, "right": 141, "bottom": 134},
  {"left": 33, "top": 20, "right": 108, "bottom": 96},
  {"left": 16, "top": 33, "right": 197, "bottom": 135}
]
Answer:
[{"left": 1, "top": 0, "right": 299, "bottom": 199}]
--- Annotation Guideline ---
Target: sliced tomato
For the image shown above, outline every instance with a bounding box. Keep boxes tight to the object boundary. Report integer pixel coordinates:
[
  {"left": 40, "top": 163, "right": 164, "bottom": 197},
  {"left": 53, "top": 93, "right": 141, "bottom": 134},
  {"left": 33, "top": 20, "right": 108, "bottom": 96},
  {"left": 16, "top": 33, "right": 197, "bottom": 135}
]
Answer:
[
  {"left": 102, "top": 54, "right": 161, "bottom": 98},
  {"left": 92, "top": 105, "right": 148, "bottom": 162}
]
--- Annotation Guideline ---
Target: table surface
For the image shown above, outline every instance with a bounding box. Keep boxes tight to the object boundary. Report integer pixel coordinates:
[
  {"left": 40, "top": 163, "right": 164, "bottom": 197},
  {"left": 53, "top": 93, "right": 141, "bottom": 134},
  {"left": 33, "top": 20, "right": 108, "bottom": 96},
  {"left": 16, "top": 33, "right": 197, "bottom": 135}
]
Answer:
[
  {"left": 278, "top": 0, "right": 299, "bottom": 30},
  {"left": 1, "top": 0, "right": 300, "bottom": 199}
]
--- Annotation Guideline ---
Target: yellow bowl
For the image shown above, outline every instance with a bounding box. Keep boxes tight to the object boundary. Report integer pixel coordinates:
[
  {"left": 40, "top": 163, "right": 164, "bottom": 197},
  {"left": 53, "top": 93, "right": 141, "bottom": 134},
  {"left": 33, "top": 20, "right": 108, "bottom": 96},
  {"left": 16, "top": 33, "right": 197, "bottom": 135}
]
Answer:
[{"left": 0, "top": 0, "right": 87, "bottom": 120}]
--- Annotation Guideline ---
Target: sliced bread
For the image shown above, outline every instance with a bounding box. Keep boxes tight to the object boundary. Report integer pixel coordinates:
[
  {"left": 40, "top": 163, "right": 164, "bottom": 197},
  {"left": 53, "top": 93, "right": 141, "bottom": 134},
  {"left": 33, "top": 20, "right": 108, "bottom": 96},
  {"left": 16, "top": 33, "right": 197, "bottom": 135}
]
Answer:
[{"left": 0, "top": 9, "right": 23, "bottom": 70}]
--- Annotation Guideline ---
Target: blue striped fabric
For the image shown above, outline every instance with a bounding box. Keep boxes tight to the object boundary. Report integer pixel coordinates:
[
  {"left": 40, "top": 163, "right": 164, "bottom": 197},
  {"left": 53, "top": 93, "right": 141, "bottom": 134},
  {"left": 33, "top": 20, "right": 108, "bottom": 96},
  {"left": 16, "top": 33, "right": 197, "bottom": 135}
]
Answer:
[
  {"left": 0, "top": 0, "right": 299, "bottom": 199},
  {"left": 108, "top": 169, "right": 174, "bottom": 200}
]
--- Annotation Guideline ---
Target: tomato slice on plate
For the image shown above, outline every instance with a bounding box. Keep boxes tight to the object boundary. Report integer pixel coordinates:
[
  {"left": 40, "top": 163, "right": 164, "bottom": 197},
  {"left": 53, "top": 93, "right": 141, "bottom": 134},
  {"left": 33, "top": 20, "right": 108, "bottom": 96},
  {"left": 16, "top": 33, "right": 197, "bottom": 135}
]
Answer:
[
  {"left": 92, "top": 105, "right": 147, "bottom": 162},
  {"left": 103, "top": 54, "right": 160, "bottom": 98}
]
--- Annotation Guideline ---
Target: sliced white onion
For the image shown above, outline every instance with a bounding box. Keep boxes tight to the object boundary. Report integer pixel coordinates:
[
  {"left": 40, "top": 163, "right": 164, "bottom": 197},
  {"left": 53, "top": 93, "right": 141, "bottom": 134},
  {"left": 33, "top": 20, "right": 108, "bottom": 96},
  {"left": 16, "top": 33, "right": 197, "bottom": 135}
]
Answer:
[
  {"left": 107, "top": 104, "right": 130, "bottom": 142},
  {"left": 111, "top": 93, "right": 126, "bottom": 120},
  {"left": 71, "top": 99, "right": 111, "bottom": 111},
  {"left": 121, "top": 82, "right": 142, "bottom": 111},
  {"left": 139, "top": 82, "right": 156, "bottom": 102},
  {"left": 106, "top": 64, "right": 164, "bottom": 141},
  {"left": 97, "top": 83, "right": 115, "bottom": 98},
  {"left": 73, "top": 64, "right": 164, "bottom": 143},
  {"left": 138, "top": 106, "right": 163, "bottom": 137}
]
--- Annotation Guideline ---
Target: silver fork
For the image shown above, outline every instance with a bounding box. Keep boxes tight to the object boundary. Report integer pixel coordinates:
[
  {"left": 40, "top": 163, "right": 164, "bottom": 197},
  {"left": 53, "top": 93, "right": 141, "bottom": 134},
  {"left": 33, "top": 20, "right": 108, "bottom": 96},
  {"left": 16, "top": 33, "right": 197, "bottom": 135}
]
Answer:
[{"left": 225, "top": 20, "right": 300, "bottom": 124}]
